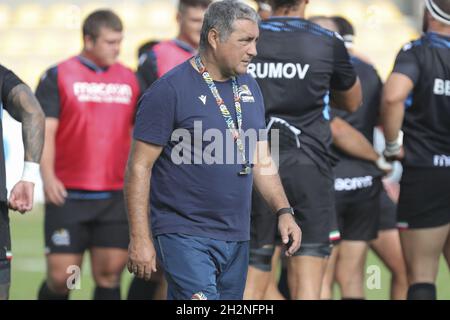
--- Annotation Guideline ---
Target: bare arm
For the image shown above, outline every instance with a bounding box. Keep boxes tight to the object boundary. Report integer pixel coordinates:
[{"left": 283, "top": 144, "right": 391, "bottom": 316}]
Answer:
[
  {"left": 330, "top": 78, "right": 362, "bottom": 113},
  {"left": 125, "top": 140, "right": 163, "bottom": 280},
  {"left": 40, "top": 118, "right": 67, "bottom": 205},
  {"left": 5, "top": 84, "right": 45, "bottom": 213},
  {"left": 380, "top": 73, "right": 413, "bottom": 142},
  {"left": 252, "top": 140, "right": 301, "bottom": 256},
  {"left": 6, "top": 84, "right": 45, "bottom": 163},
  {"left": 331, "top": 117, "right": 379, "bottom": 162}
]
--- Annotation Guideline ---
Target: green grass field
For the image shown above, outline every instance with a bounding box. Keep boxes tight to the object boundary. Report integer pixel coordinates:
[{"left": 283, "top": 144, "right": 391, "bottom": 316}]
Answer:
[{"left": 8, "top": 205, "right": 450, "bottom": 300}]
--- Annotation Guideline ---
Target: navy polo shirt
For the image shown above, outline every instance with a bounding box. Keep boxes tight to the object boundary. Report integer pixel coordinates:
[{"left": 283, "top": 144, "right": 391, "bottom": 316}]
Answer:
[{"left": 134, "top": 60, "right": 266, "bottom": 241}]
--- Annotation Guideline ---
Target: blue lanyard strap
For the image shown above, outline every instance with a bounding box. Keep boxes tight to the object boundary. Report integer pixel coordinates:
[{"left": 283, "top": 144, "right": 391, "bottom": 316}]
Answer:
[{"left": 194, "top": 56, "right": 250, "bottom": 172}]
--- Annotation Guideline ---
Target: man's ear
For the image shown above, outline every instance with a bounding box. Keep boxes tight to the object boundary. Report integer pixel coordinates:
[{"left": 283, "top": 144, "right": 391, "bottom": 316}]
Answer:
[
  {"left": 84, "top": 35, "right": 95, "bottom": 51},
  {"left": 207, "top": 28, "right": 220, "bottom": 51}
]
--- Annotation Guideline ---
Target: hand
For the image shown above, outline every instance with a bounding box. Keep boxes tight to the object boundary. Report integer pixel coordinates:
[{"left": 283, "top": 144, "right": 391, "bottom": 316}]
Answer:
[
  {"left": 127, "top": 238, "right": 158, "bottom": 281},
  {"left": 278, "top": 214, "right": 302, "bottom": 257},
  {"left": 8, "top": 181, "right": 34, "bottom": 213},
  {"left": 375, "top": 156, "right": 393, "bottom": 176},
  {"left": 383, "top": 146, "right": 404, "bottom": 162},
  {"left": 43, "top": 175, "right": 67, "bottom": 206}
]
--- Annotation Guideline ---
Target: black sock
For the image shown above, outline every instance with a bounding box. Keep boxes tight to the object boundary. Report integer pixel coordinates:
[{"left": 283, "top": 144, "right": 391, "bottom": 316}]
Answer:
[
  {"left": 278, "top": 266, "right": 291, "bottom": 300},
  {"left": 93, "top": 286, "right": 121, "bottom": 300},
  {"left": 37, "top": 281, "right": 69, "bottom": 300},
  {"left": 127, "top": 277, "right": 158, "bottom": 300},
  {"left": 407, "top": 283, "right": 436, "bottom": 300}
]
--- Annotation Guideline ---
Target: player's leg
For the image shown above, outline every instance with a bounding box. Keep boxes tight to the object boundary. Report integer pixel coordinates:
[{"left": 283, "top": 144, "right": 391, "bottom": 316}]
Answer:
[
  {"left": 0, "top": 202, "right": 11, "bottom": 300},
  {"left": 320, "top": 244, "right": 339, "bottom": 300},
  {"left": 91, "top": 194, "right": 129, "bottom": 300},
  {"left": 127, "top": 268, "right": 166, "bottom": 300},
  {"left": 38, "top": 200, "right": 87, "bottom": 299},
  {"left": 244, "top": 189, "right": 277, "bottom": 300},
  {"left": 370, "top": 187, "right": 407, "bottom": 299},
  {"left": 263, "top": 245, "right": 285, "bottom": 300},
  {"left": 400, "top": 225, "right": 449, "bottom": 299},
  {"left": 397, "top": 167, "right": 450, "bottom": 299},
  {"left": 335, "top": 241, "right": 368, "bottom": 299},
  {"left": 336, "top": 185, "right": 381, "bottom": 299},
  {"left": 90, "top": 247, "right": 127, "bottom": 299},
  {"left": 283, "top": 162, "right": 334, "bottom": 300},
  {"left": 444, "top": 228, "right": 450, "bottom": 268},
  {"left": 370, "top": 229, "right": 408, "bottom": 300}
]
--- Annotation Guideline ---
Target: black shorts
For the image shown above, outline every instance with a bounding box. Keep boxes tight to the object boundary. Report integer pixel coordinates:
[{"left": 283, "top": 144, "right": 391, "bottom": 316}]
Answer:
[
  {"left": 251, "top": 150, "right": 335, "bottom": 257},
  {"left": 45, "top": 191, "right": 129, "bottom": 254},
  {"left": 0, "top": 202, "right": 11, "bottom": 261},
  {"left": 378, "top": 187, "right": 397, "bottom": 231},
  {"left": 398, "top": 167, "right": 450, "bottom": 229},
  {"left": 334, "top": 177, "right": 382, "bottom": 241}
]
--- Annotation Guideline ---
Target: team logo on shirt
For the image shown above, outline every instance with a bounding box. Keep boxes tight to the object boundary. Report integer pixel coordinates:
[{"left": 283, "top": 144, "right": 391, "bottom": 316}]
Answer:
[
  {"left": 191, "top": 292, "right": 208, "bottom": 300},
  {"left": 51, "top": 229, "right": 71, "bottom": 246},
  {"left": 73, "top": 82, "right": 133, "bottom": 104},
  {"left": 199, "top": 95, "right": 207, "bottom": 105},
  {"left": 238, "top": 85, "right": 255, "bottom": 103}
]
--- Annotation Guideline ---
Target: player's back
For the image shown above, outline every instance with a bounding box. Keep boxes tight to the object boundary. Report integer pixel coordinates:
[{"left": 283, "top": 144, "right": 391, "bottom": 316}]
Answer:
[{"left": 395, "top": 32, "right": 450, "bottom": 167}]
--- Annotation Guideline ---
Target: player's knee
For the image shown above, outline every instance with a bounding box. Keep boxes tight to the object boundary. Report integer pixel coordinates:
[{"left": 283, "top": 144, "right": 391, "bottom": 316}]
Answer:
[
  {"left": 249, "top": 245, "right": 274, "bottom": 272},
  {"left": 47, "top": 270, "right": 72, "bottom": 294},
  {"left": 93, "top": 268, "right": 122, "bottom": 288}
]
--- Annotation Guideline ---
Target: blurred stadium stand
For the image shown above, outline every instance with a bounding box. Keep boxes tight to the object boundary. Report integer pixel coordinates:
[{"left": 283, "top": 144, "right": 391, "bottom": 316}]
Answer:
[
  {"left": 0, "top": 0, "right": 421, "bottom": 89},
  {"left": 0, "top": 0, "right": 422, "bottom": 203}
]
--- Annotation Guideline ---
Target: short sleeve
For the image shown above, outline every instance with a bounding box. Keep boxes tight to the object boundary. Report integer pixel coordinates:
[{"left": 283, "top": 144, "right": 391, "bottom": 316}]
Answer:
[
  {"left": 35, "top": 67, "right": 60, "bottom": 118},
  {"left": 392, "top": 44, "right": 420, "bottom": 85},
  {"left": 136, "top": 50, "right": 159, "bottom": 92},
  {"left": 330, "top": 35, "right": 358, "bottom": 91},
  {"left": 0, "top": 64, "right": 24, "bottom": 108},
  {"left": 133, "top": 78, "right": 177, "bottom": 146}
]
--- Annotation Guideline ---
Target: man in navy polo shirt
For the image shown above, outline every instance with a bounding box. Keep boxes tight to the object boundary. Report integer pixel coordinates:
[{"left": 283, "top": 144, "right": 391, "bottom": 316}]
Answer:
[{"left": 125, "top": 0, "right": 301, "bottom": 300}]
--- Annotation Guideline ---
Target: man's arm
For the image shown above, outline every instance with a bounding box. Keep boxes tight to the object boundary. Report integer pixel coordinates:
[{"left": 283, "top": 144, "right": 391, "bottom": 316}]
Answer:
[
  {"left": 40, "top": 118, "right": 67, "bottom": 205},
  {"left": 331, "top": 117, "right": 392, "bottom": 173},
  {"left": 252, "top": 140, "right": 301, "bottom": 256},
  {"left": 330, "top": 78, "right": 362, "bottom": 113},
  {"left": 6, "top": 84, "right": 45, "bottom": 163},
  {"left": 125, "top": 140, "right": 163, "bottom": 280},
  {"left": 5, "top": 84, "right": 45, "bottom": 213},
  {"left": 380, "top": 73, "right": 414, "bottom": 159}
]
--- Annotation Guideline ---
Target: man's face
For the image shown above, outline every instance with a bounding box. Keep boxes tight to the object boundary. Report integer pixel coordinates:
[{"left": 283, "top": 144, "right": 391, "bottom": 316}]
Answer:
[
  {"left": 84, "top": 27, "right": 123, "bottom": 67},
  {"left": 215, "top": 19, "right": 259, "bottom": 77},
  {"left": 178, "top": 6, "right": 207, "bottom": 48}
]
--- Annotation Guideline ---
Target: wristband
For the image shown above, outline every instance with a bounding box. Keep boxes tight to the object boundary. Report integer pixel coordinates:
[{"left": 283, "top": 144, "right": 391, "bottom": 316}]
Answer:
[
  {"left": 276, "top": 207, "right": 294, "bottom": 217},
  {"left": 384, "top": 131, "right": 403, "bottom": 157},
  {"left": 21, "top": 161, "right": 40, "bottom": 184}
]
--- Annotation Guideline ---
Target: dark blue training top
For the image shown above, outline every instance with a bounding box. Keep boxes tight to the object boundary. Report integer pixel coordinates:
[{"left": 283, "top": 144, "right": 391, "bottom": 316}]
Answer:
[{"left": 134, "top": 60, "right": 266, "bottom": 241}]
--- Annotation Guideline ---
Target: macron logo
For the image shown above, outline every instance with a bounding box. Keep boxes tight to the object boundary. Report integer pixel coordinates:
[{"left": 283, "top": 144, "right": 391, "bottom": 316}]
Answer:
[
  {"left": 73, "top": 82, "right": 133, "bottom": 104},
  {"left": 199, "top": 95, "right": 207, "bottom": 105}
]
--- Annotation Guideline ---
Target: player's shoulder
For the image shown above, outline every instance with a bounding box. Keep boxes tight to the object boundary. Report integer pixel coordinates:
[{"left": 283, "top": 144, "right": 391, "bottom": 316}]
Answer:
[
  {"left": 39, "top": 65, "right": 59, "bottom": 84},
  {"left": 401, "top": 37, "right": 424, "bottom": 53},
  {"left": 261, "top": 18, "right": 337, "bottom": 38}
]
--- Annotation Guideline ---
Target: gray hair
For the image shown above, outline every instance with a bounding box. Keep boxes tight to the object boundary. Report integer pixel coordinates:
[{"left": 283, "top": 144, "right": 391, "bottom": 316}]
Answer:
[{"left": 199, "top": 0, "right": 260, "bottom": 53}]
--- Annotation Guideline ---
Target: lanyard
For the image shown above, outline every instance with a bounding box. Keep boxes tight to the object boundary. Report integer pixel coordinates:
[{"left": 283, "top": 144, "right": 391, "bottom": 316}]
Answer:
[{"left": 194, "top": 55, "right": 251, "bottom": 176}]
